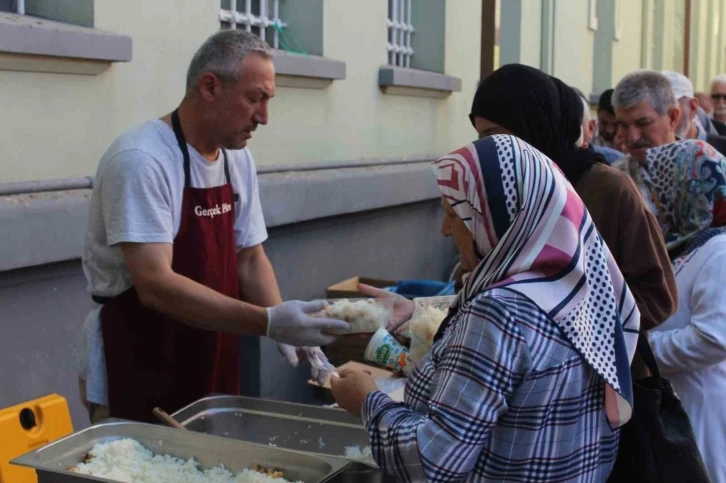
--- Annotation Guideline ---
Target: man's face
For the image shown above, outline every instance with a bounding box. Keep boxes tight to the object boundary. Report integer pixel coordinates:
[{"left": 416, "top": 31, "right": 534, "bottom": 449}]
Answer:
[
  {"left": 615, "top": 100, "right": 679, "bottom": 164},
  {"left": 209, "top": 53, "right": 275, "bottom": 150},
  {"left": 597, "top": 110, "right": 617, "bottom": 142},
  {"left": 676, "top": 97, "right": 699, "bottom": 139},
  {"left": 711, "top": 82, "right": 726, "bottom": 122},
  {"left": 697, "top": 92, "right": 714, "bottom": 115}
]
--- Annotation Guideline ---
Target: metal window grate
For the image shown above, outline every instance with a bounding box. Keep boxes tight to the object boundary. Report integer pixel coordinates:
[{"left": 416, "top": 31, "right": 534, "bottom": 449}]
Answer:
[
  {"left": 219, "top": 0, "right": 286, "bottom": 50},
  {"left": 387, "top": 0, "right": 414, "bottom": 67}
]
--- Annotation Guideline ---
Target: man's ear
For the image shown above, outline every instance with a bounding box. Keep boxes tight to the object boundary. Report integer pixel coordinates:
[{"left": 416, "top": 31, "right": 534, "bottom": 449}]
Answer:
[
  {"left": 689, "top": 97, "right": 700, "bottom": 120},
  {"left": 197, "top": 72, "right": 223, "bottom": 102},
  {"left": 588, "top": 119, "right": 597, "bottom": 137},
  {"left": 668, "top": 106, "right": 682, "bottom": 132}
]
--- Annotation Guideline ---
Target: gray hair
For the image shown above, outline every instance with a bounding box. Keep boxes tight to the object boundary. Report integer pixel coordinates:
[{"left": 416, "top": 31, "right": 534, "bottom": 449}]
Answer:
[
  {"left": 613, "top": 70, "right": 676, "bottom": 116},
  {"left": 712, "top": 73, "right": 726, "bottom": 86},
  {"left": 580, "top": 96, "right": 591, "bottom": 123},
  {"left": 186, "top": 30, "right": 272, "bottom": 94}
]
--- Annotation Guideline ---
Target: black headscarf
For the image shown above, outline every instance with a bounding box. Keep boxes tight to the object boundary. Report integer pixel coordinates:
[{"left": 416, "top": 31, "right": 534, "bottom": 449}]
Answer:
[{"left": 470, "top": 64, "right": 606, "bottom": 184}]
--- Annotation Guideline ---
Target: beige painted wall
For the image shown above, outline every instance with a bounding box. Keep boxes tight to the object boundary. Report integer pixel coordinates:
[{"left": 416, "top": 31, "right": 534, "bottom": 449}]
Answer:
[
  {"left": 612, "top": 0, "right": 643, "bottom": 86},
  {"left": 519, "top": 0, "right": 542, "bottom": 69},
  {"left": 552, "top": 0, "right": 595, "bottom": 96},
  {"left": 0, "top": 0, "right": 481, "bottom": 184},
  {"left": 691, "top": 0, "right": 709, "bottom": 90}
]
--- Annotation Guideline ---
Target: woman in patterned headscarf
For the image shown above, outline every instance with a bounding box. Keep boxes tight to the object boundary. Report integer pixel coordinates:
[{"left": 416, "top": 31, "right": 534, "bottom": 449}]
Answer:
[
  {"left": 645, "top": 140, "right": 726, "bottom": 482},
  {"left": 331, "top": 134, "right": 640, "bottom": 482}
]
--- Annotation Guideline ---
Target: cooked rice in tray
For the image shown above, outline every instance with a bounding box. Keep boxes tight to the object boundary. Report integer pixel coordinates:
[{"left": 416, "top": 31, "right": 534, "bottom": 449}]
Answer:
[{"left": 69, "top": 438, "right": 300, "bottom": 483}]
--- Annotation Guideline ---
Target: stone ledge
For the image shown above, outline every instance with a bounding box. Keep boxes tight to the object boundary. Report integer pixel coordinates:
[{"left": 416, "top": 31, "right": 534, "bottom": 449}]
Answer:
[
  {"left": 378, "top": 66, "right": 462, "bottom": 96},
  {"left": 272, "top": 50, "right": 345, "bottom": 89},
  {"left": 0, "top": 12, "right": 132, "bottom": 70},
  {"left": 0, "top": 161, "right": 439, "bottom": 272}
]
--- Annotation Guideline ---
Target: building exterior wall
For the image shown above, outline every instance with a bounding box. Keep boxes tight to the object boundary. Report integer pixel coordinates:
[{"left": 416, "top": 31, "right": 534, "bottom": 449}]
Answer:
[
  {"left": 0, "top": 199, "right": 456, "bottom": 430},
  {"left": 512, "top": 0, "right": 726, "bottom": 97},
  {"left": 611, "top": 0, "right": 643, "bottom": 88},
  {"left": 552, "top": 0, "right": 595, "bottom": 95},
  {"left": 0, "top": 0, "right": 480, "bottom": 184},
  {"left": 520, "top": 0, "right": 543, "bottom": 68},
  {"left": 0, "top": 0, "right": 473, "bottom": 424}
]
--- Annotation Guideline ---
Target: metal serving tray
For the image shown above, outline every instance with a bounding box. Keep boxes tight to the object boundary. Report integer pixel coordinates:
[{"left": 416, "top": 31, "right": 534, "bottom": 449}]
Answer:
[
  {"left": 11, "top": 419, "right": 349, "bottom": 483},
  {"left": 172, "top": 396, "right": 373, "bottom": 462}
]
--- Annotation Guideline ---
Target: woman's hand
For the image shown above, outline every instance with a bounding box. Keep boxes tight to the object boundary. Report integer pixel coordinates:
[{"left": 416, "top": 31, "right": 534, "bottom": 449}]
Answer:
[
  {"left": 358, "top": 283, "right": 415, "bottom": 332},
  {"left": 330, "top": 368, "right": 378, "bottom": 416}
]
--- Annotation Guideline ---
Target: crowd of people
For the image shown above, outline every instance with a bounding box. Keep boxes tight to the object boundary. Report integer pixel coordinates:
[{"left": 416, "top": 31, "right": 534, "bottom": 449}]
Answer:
[
  {"left": 79, "top": 28, "right": 726, "bottom": 482},
  {"left": 333, "top": 60, "right": 726, "bottom": 481}
]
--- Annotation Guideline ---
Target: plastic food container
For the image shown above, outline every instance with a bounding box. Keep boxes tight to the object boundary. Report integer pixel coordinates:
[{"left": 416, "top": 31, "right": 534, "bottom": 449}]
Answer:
[
  {"left": 364, "top": 328, "right": 410, "bottom": 373},
  {"left": 11, "top": 419, "right": 350, "bottom": 483}
]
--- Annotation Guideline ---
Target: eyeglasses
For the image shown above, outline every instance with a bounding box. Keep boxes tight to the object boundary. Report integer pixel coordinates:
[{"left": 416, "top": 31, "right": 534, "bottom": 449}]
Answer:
[{"left": 712, "top": 94, "right": 726, "bottom": 101}]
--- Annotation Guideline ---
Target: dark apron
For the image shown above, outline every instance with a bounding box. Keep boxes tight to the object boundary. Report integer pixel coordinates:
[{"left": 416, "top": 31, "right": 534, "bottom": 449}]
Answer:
[{"left": 99, "top": 109, "right": 240, "bottom": 422}]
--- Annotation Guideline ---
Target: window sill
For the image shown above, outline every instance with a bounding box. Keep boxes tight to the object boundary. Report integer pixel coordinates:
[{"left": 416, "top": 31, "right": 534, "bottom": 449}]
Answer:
[
  {"left": 378, "top": 66, "right": 462, "bottom": 98},
  {"left": 0, "top": 12, "right": 131, "bottom": 75},
  {"left": 272, "top": 50, "right": 346, "bottom": 89}
]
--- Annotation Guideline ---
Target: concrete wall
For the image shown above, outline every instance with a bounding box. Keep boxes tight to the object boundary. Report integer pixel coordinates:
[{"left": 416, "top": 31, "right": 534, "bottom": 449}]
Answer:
[
  {"left": 611, "top": 0, "right": 643, "bottom": 87},
  {"left": 552, "top": 0, "right": 595, "bottom": 96},
  {"left": 509, "top": 0, "right": 726, "bottom": 97},
  {"left": 691, "top": 0, "right": 709, "bottom": 89},
  {"left": 0, "top": 0, "right": 480, "bottom": 184},
  {"left": 520, "top": 0, "right": 543, "bottom": 68},
  {"left": 0, "top": 183, "right": 455, "bottom": 430},
  {"left": 592, "top": 0, "right": 616, "bottom": 95},
  {"left": 498, "top": 0, "right": 541, "bottom": 69}
]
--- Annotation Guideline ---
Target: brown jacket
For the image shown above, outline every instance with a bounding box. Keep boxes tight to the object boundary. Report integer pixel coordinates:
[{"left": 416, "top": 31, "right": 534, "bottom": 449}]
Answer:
[{"left": 576, "top": 164, "right": 677, "bottom": 377}]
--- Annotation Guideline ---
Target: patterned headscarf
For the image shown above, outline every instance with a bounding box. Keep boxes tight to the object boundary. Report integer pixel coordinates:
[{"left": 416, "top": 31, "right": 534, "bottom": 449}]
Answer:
[
  {"left": 643, "top": 140, "right": 726, "bottom": 255},
  {"left": 432, "top": 135, "right": 640, "bottom": 428}
]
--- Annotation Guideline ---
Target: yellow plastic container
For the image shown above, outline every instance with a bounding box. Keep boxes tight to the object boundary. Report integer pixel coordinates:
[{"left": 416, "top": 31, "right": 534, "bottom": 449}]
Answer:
[{"left": 0, "top": 394, "right": 73, "bottom": 483}]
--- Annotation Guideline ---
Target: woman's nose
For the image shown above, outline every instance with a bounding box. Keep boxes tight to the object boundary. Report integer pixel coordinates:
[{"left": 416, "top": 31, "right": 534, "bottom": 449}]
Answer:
[{"left": 440, "top": 218, "right": 452, "bottom": 237}]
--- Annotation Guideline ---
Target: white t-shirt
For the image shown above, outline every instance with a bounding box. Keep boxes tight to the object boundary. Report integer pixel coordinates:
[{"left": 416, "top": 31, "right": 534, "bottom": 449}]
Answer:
[
  {"left": 80, "top": 119, "right": 268, "bottom": 405},
  {"left": 649, "top": 234, "right": 726, "bottom": 482},
  {"left": 83, "top": 119, "right": 267, "bottom": 297}
]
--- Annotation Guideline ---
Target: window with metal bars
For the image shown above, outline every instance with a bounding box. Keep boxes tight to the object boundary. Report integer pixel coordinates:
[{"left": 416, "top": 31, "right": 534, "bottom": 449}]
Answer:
[
  {"left": 220, "top": 0, "right": 286, "bottom": 49},
  {"left": 387, "top": 0, "right": 414, "bottom": 67},
  {"left": 2, "top": 0, "right": 94, "bottom": 27}
]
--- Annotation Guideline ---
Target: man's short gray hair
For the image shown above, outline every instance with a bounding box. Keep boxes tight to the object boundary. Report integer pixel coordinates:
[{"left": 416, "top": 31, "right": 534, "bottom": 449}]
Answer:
[
  {"left": 712, "top": 74, "right": 726, "bottom": 87},
  {"left": 186, "top": 30, "right": 272, "bottom": 94},
  {"left": 613, "top": 70, "right": 677, "bottom": 116}
]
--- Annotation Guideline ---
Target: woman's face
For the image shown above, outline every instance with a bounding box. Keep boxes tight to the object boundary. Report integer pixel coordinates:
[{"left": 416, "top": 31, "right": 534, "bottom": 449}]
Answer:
[
  {"left": 473, "top": 116, "right": 512, "bottom": 139},
  {"left": 440, "top": 197, "right": 480, "bottom": 271}
]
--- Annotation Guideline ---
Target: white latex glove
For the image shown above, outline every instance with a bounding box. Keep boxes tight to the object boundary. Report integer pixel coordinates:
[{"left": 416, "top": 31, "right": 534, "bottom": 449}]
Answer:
[
  {"left": 277, "top": 343, "right": 331, "bottom": 386},
  {"left": 357, "top": 283, "right": 415, "bottom": 332},
  {"left": 267, "top": 300, "right": 349, "bottom": 347}
]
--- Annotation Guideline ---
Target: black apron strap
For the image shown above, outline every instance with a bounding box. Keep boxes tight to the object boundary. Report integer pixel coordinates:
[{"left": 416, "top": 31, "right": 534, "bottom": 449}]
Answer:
[
  {"left": 222, "top": 148, "right": 231, "bottom": 185},
  {"left": 171, "top": 109, "right": 192, "bottom": 188},
  {"left": 92, "top": 295, "right": 113, "bottom": 305},
  {"left": 172, "top": 109, "right": 234, "bottom": 192}
]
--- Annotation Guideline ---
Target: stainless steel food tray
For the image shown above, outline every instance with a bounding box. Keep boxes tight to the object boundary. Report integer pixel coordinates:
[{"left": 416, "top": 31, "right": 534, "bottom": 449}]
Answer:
[
  {"left": 172, "top": 396, "right": 373, "bottom": 462},
  {"left": 11, "top": 419, "right": 349, "bottom": 483}
]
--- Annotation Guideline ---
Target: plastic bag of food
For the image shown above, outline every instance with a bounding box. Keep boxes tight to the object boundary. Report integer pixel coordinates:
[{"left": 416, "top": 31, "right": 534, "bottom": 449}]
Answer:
[
  {"left": 407, "top": 296, "right": 452, "bottom": 364},
  {"left": 319, "top": 298, "right": 394, "bottom": 334}
]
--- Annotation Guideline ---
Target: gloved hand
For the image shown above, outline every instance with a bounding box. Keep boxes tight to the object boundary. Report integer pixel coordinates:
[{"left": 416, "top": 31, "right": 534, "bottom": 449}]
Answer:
[
  {"left": 277, "top": 343, "right": 332, "bottom": 386},
  {"left": 358, "top": 283, "right": 415, "bottom": 332},
  {"left": 267, "top": 300, "right": 349, "bottom": 347}
]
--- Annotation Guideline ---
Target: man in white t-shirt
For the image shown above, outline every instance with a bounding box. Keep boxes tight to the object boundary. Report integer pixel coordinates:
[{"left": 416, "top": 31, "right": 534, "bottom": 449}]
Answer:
[{"left": 79, "top": 30, "right": 348, "bottom": 423}]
